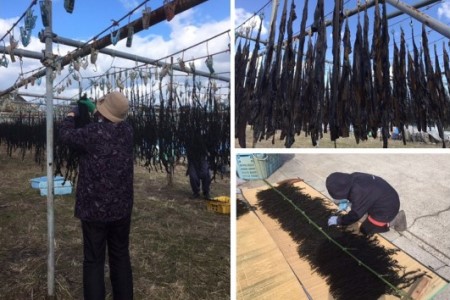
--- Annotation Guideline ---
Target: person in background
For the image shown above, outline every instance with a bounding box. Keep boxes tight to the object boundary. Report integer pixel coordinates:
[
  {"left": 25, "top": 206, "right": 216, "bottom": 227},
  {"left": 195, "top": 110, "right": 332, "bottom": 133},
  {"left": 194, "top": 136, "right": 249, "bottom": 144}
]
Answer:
[
  {"left": 59, "top": 91, "right": 134, "bottom": 300},
  {"left": 326, "top": 172, "right": 406, "bottom": 235},
  {"left": 186, "top": 131, "right": 211, "bottom": 200}
]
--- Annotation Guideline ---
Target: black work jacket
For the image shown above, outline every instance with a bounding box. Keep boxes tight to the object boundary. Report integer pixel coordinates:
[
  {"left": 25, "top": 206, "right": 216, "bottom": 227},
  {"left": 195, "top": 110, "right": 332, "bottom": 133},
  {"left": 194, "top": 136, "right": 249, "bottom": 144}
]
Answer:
[{"left": 326, "top": 172, "right": 400, "bottom": 225}]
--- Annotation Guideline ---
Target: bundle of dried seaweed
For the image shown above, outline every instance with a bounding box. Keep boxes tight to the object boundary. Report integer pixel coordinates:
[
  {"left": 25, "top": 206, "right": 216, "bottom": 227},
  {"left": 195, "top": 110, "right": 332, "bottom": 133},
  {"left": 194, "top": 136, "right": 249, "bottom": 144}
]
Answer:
[
  {"left": 236, "top": 199, "right": 251, "bottom": 219},
  {"left": 256, "top": 182, "right": 425, "bottom": 300}
]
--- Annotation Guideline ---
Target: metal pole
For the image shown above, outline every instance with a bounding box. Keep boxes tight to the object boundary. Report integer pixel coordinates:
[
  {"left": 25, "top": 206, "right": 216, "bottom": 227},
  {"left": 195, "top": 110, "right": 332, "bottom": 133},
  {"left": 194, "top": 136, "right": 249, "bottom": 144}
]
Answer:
[
  {"left": 237, "top": 0, "right": 440, "bottom": 44},
  {"left": 386, "top": 0, "right": 438, "bottom": 19},
  {"left": 53, "top": 36, "right": 229, "bottom": 82},
  {"left": 43, "top": 0, "right": 55, "bottom": 298},
  {"left": 340, "top": 0, "right": 439, "bottom": 25},
  {"left": 386, "top": 0, "right": 450, "bottom": 39},
  {"left": 168, "top": 56, "right": 174, "bottom": 186},
  {"left": 0, "top": 45, "right": 44, "bottom": 60},
  {"left": 17, "top": 92, "right": 73, "bottom": 101},
  {"left": 0, "top": 38, "right": 229, "bottom": 84},
  {"left": 0, "top": 0, "right": 208, "bottom": 97}
]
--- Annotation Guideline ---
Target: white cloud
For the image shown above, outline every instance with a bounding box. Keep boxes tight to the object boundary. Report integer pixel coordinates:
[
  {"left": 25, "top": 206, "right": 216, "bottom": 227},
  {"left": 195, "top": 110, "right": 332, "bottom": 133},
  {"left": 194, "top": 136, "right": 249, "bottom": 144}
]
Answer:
[
  {"left": 234, "top": 8, "right": 268, "bottom": 38},
  {"left": 438, "top": 1, "right": 450, "bottom": 19},
  {"left": 0, "top": 17, "right": 19, "bottom": 37},
  {"left": 118, "top": 0, "right": 140, "bottom": 12}
]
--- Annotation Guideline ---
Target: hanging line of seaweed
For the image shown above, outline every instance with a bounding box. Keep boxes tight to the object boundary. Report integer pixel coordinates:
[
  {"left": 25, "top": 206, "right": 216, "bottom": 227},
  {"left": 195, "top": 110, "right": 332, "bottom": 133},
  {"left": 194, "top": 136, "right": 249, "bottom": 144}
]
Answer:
[
  {"left": 54, "top": 95, "right": 92, "bottom": 184},
  {"left": 262, "top": 179, "right": 416, "bottom": 300},
  {"left": 236, "top": 0, "right": 450, "bottom": 148},
  {"left": 0, "top": 110, "right": 46, "bottom": 164},
  {"left": 0, "top": 79, "right": 230, "bottom": 183}
]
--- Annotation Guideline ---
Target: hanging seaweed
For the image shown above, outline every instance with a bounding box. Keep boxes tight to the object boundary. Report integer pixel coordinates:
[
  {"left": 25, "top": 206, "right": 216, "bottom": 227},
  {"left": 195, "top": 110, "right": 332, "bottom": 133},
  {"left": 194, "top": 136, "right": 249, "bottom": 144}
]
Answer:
[
  {"left": 266, "top": 0, "right": 289, "bottom": 142},
  {"left": 252, "top": 0, "right": 278, "bottom": 146},
  {"left": 236, "top": 15, "right": 263, "bottom": 148},
  {"left": 279, "top": 0, "right": 297, "bottom": 146},
  {"left": 290, "top": 0, "right": 309, "bottom": 145},
  {"left": 391, "top": 29, "right": 407, "bottom": 146},
  {"left": 408, "top": 27, "right": 428, "bottom": 133},
  {"left": 234, "top": 39, "right": 247, "bottom": 148},
  {"left": 301, "top": 35, "right": 314, "bottom": 138},
  {"left": 256, "top": 182, "right": 425, "bottom": 300},
  {"left": 379, "top": 0, "right": 392, "bottom": 148},
  {"left": 338, "top": 18, "right": 352, "bottom": 139},
  {"left": 350, "top": 11, "right": 366, "bottom": 144},
  {"left": 310, "top": 0, "right": 326, "bottom": 147},
  {"left": 2, "top": 79, "right": 229, "bottom": 185},
  {"left": 205, "top": 81, "right": 229, "bottom": 180},
  {"left": 329, "top": 0, "right": 343, "bottom": 144},
  {"left": 362, "top": 7, "right": 376, "bottom": 140},
  {"left": 156, "top": 78, "right": 174, "bottom": 174},
  {"left": 443, "top": 43, "right": 450, "bottom": 92},
  {"left": 371, "top": 0, "right": 383, "bottom": 146},
  {"left": 432, "top": 43, "right": 449, "bottom": 148},
  {"left": 235, "top": 1, "right": 450, "bottom": 148},
  {"left": 130, "top": 92, "right": 163, "bottom": 172},
  {"left": 0, "top": 111, "right": 46, "bottom": 164},
  {"left": 54, "top": 94, "right": 93, "bottom": 183}
]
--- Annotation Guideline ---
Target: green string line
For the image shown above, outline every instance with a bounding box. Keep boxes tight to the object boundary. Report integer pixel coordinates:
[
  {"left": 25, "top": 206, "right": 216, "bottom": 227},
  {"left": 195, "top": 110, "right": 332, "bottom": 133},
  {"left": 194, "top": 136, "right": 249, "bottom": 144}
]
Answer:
[{"left": 263, "top": 179, "right": 412, "bottom": 300}]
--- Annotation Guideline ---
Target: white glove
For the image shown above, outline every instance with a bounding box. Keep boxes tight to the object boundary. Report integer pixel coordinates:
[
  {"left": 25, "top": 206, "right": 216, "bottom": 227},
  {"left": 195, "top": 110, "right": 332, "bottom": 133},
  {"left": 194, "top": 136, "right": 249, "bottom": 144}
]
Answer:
[{"left": 328, "top": 216, "right": 339, "bottom": 226}]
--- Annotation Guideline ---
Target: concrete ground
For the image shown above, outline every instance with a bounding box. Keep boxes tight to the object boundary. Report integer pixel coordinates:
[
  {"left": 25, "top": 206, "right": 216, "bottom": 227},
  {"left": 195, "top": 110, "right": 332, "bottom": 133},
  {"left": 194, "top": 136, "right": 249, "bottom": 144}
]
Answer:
[{"left": 237, "top": 153, "right": 450, "bottom": 299}]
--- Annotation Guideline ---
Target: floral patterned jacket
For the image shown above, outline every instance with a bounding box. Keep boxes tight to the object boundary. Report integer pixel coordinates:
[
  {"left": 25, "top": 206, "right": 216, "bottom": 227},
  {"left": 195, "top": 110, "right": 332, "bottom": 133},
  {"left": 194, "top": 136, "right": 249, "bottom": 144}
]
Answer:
[{"left": 59, "top": 117, "right": 134, "bottom": 222}]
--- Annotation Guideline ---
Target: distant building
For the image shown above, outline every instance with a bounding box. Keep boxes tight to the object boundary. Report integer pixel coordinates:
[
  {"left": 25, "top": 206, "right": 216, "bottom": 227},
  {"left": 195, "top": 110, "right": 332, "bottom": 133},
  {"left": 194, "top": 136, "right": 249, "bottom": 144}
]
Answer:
[{"left": 0, "top": 94, "right": 41, "bottom": 122}]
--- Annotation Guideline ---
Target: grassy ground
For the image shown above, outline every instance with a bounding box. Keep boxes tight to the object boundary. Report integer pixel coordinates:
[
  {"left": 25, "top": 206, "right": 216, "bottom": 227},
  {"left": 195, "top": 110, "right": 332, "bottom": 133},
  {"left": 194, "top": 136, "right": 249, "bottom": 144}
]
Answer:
[
  {"left": 237, "top": 126, "right": 447, "bottom": 148},
  {"left": 0, "top": 145, "right": 230, "bottom": 299}
]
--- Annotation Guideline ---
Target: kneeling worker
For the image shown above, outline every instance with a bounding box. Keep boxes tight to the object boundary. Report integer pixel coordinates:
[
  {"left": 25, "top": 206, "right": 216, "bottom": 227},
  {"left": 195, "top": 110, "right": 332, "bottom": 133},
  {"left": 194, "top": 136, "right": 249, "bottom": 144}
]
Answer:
[{"left": 326, "top": 172, "right": 406, "bottom": 235}]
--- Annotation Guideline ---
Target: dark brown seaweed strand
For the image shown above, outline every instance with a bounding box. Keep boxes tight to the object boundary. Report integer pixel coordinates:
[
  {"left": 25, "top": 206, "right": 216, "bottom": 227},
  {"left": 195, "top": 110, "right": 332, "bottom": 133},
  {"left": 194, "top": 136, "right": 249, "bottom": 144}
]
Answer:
[
  {"left": 236, "top": 199, "right": 254, "bottom": 220},
  {"left": 256, "top": 182, "right": 425, "bottom": 300}
]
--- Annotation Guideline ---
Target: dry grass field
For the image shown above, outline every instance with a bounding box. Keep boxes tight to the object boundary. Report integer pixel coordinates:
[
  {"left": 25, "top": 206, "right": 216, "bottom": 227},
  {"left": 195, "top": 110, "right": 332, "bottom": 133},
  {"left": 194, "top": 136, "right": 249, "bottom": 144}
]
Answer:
[
  {"left": 0, "top": 145, "right": 230, "bottom": 299},
  {"left": 237, "top": 126, "right": 447, "bottom": 148}
]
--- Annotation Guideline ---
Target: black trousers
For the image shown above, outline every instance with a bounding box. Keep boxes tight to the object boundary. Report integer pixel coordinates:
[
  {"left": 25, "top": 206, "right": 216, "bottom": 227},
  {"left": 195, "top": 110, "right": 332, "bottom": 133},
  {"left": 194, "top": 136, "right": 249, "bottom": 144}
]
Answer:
[
  {"left": 81, "top": 216, "right": 133, "bottom": 300},
  {"left": 360, "top": 218, "right": 389, "bottom": 236}
]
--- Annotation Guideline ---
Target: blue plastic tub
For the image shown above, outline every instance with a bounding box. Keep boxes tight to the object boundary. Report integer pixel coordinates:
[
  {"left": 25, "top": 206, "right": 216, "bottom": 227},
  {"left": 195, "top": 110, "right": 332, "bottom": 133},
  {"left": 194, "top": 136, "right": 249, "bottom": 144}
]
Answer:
[
  {"left": 30, "top": 176, "right": 65, "bottom": 189},
  {"left": 236, "top": 154, "right": 283, "bottom": 180},
  {"left": 40, "top": 184, "right": 73, "bottom": 196}
]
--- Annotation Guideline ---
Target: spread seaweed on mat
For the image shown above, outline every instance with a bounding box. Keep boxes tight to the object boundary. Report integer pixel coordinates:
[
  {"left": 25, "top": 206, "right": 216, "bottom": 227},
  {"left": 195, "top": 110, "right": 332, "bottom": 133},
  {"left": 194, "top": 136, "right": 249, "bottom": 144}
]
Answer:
[{"left": 256, "top": 182, "right": 426, "bottom": 300}]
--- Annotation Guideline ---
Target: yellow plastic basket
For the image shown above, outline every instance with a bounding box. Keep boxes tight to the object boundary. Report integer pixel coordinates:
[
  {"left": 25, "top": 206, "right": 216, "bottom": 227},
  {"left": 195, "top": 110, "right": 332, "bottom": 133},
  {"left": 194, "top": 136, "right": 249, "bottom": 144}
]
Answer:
[
  {"left": 207, "top": 196, "right": 230, "bottom": 214},
  {"left": 212, "top": 196, "right": 230, "bottom": 203}
]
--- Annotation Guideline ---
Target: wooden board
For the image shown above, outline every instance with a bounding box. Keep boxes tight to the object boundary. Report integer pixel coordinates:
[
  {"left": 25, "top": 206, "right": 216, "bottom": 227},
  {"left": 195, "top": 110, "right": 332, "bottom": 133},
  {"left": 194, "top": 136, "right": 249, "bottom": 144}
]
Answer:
[
  {"left": 237, "top": 181, "right": 448, "bottom": 300},
  {"left": 237, "top": 209, "right": 308, "bottom": 299}
]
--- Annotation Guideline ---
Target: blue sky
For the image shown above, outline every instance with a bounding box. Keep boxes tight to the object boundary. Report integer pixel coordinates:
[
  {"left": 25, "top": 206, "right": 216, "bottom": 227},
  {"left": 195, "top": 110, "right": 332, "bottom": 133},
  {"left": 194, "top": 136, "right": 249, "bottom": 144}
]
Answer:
[
  {"left": 2, "top": 0, "right": 229, "bottom": 42},
  {"left": 0, "top": 0, "right": 230, "bottom": 103},
  {"left": 235, "top": 0, "right": 450, "bottom": 74}
]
